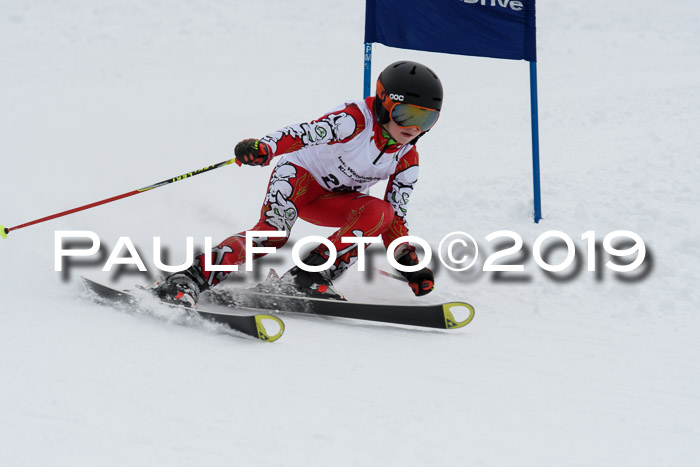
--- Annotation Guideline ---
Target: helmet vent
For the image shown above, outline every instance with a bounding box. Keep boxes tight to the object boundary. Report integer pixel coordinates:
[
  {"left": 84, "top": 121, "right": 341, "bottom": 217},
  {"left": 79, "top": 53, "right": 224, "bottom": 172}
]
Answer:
[{"left": 410, "top": 65, "right": 417, "bottom": 75}]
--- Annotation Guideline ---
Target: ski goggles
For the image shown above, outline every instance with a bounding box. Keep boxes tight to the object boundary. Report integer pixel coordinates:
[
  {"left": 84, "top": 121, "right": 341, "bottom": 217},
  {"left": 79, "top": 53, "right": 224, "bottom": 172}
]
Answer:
[{"left": 389, "top": 103, "right": 440, "bottom": 132}]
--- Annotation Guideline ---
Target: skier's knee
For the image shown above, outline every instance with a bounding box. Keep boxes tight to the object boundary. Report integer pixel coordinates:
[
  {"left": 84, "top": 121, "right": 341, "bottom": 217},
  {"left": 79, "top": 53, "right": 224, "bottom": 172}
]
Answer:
[{"left": 368, "top": 199, "right": 395, "bottom": 233}]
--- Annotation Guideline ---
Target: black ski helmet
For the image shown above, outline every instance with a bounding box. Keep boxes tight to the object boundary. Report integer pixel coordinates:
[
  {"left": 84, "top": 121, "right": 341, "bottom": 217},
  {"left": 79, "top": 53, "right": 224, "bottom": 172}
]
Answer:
[{"left": 373, "top": 61, "right": 443, "bottom": 129}]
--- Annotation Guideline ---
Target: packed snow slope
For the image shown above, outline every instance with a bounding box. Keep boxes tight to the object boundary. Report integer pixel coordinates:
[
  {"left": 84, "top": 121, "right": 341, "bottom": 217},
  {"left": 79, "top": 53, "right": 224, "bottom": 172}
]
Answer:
[{"left": 1, "top": 1, "right": 699, "bottom": 466}]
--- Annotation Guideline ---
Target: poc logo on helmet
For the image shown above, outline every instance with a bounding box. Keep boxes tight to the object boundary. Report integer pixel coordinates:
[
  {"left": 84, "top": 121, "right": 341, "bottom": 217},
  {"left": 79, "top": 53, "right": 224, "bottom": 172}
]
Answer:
[{"left": 389, "top": 93, "right": 405, "bottom": 102}]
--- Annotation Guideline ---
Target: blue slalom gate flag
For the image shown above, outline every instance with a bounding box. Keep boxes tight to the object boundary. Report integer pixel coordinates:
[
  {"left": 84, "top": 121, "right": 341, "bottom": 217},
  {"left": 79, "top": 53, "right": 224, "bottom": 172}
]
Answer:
[{"left": 365, "top": 0, "right": 536, "bottom": 62}]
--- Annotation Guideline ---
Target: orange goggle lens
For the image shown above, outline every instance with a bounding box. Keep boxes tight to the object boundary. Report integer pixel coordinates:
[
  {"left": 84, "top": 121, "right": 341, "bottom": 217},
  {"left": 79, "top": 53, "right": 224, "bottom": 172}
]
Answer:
[{"left": 390, "top": 103, "right": 440, "bottom": 132}]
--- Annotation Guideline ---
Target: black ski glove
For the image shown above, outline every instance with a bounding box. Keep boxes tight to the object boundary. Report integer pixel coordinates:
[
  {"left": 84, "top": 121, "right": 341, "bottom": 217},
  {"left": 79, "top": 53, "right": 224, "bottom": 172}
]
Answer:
[
  {"left": 235, "top": 139, "right": 273, "bottom": 166},
  {"left": 395, "top": 245, "right": 435, "bottom": 297}
]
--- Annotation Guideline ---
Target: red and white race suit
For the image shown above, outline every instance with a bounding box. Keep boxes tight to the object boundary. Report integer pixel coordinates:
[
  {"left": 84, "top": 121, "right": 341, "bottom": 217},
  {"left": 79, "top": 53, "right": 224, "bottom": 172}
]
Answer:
[{"left": 193, "top": 96, "right": 421, "bottom": 287}]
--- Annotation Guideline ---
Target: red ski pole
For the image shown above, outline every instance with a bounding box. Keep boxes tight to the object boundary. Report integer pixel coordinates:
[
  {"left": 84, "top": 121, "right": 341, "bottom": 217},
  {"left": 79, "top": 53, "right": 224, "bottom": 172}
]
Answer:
[{"left": 1, "top": 157, "right": 242, "bottom": 239}]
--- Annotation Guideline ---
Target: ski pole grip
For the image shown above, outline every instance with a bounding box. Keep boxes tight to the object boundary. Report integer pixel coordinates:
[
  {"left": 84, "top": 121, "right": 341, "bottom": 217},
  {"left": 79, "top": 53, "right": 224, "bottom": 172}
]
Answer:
[{"left": 1, "top": 225, "right": 8, "bottom": 240}]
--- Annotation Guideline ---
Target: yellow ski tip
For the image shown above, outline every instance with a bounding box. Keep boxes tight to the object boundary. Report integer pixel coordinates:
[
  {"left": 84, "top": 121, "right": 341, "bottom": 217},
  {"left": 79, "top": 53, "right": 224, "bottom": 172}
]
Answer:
[
  {"left": 254, "top": 315, "right": 285, "bottom": 342},
  {"left": 442, "top": 302, "right": 475, "bottom": 329},
  {"left": 1, "top": 225, "right": 7, "bottom": 240}
]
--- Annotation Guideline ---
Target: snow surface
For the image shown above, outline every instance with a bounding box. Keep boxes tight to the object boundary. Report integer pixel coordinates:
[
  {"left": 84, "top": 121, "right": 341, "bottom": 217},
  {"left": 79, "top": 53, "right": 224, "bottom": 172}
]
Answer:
[{"left": 1, "top": 1, "right": 699, "bottom": 466}]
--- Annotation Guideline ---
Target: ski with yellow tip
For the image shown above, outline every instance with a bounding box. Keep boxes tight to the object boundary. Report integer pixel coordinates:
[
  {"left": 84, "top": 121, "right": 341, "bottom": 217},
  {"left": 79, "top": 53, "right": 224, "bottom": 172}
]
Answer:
[
  {"left": 205, "top": 287, "right": 475, "bottom": 330},
  {"left": 81, "top": 277, "right": 285, "bottom": 342}
]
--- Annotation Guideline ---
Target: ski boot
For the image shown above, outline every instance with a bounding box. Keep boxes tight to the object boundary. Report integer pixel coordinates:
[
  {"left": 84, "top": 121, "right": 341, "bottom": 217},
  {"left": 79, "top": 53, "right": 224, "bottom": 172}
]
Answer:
[
  {"left": 151, "top": 266, "right": 209, "bottom": 308},
  {"left": 281, "top": 252, "right": 345, "bottom": 301}
]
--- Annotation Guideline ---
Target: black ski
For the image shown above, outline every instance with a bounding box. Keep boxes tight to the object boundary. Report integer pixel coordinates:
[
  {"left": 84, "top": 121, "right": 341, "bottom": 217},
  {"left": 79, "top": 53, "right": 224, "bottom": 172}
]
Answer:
[
  {"left": 81, "top": 277, "right": 285, "bottom": 342},
  {"left": 204, "top": 287, "right": 475, "bottom": 330}
]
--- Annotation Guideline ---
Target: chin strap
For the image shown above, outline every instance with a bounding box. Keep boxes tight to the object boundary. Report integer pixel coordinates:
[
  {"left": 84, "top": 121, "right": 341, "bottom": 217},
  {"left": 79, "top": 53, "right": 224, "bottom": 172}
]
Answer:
[{"left": 409, "top": 129, "right": 429, "bottom": 146}]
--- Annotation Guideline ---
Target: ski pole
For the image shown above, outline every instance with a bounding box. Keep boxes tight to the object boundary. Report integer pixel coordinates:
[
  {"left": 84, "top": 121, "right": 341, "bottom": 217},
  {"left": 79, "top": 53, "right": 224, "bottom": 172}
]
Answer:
[
  {"left": 374, "top": 267, "right": 408, "bottom": 282},
  {"left": 1, "top": 157, "right": 242, "bottom": 239}
]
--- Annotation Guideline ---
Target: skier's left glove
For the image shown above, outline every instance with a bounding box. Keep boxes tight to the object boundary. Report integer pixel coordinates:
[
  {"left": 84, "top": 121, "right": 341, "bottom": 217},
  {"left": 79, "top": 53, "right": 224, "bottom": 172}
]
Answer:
[
  {"left": 235, "top": 139, "right": 273, "bottom": 166},
  {"left": 395, "top": 244, "right": 435, "bottom": 297}
]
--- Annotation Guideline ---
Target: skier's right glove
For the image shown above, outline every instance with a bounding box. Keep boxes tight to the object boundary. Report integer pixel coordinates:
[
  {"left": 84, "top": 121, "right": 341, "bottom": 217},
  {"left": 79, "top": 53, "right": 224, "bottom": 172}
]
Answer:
[
  {"left": 235, "top": 139, "right": 273, "bottom": 166},
  {"left": 395, "top": 244, "right": 435, "bottom": 297}
]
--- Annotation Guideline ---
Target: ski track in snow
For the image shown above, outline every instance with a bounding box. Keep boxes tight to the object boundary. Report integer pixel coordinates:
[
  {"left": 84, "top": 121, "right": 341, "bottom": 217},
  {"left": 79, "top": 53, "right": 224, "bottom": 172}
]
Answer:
[{"left": 1, "top": 1, "right": 699, "bottom": 466}]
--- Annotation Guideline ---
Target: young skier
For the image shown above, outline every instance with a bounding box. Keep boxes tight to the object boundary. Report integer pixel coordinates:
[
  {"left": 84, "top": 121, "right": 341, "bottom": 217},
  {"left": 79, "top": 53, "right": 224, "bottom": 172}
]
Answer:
[{"left": 154, "top": 61, "right": 443, "bottom": 307}]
